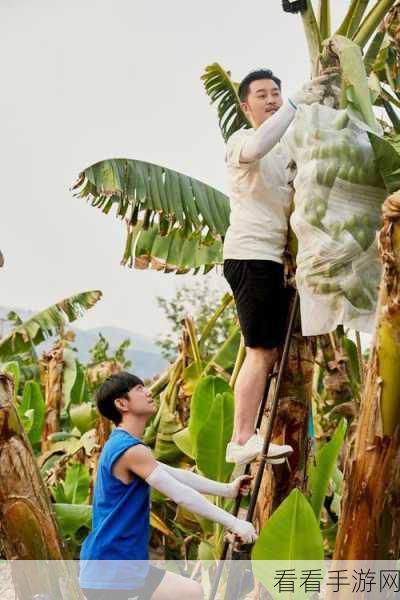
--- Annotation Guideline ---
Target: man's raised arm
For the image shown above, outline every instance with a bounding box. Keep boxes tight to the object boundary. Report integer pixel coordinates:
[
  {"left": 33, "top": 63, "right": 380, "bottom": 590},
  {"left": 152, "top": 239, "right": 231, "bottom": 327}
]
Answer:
[{"left": 239, "top": 75, "right": 334, "bottom": 163}]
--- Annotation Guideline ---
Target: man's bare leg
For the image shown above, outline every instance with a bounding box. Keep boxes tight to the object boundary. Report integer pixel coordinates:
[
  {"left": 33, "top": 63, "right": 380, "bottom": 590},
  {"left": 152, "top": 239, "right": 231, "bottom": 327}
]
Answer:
[
  {"left": 231, "top": 346, "right": 278, "bottom": 445},
  {"left": 151, "top": 571, "right": 203, "bottom": 600}
]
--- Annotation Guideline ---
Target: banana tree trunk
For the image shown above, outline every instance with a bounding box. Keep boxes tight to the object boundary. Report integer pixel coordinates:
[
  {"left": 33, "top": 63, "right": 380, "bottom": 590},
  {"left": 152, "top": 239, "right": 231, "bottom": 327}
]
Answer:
[
  {"left": 254, "top": 295, "right": 316, "bottom": 529},
  {"left": 0, "top": 374, "right": 83, "bottom": 598},
  {"left": 40, "top": 341, "right": 65, "bottom": 452},
  {"left": 334, "top": 192, "right": 400, "bottom": 560}
]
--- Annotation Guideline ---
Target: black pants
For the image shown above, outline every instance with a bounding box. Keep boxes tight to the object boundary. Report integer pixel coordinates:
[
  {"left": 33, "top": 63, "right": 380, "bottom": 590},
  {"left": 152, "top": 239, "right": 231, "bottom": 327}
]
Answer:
[{"left": 224, "top": 259, "right": 290, "bottom": 349}]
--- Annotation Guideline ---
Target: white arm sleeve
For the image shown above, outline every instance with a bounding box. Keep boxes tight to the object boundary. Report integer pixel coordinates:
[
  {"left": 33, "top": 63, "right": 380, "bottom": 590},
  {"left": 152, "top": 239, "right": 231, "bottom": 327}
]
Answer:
[
  {"left": 147, "top": 465, "right": 235, "bottom": 528},
  {"left": 157, "top": 462, "right": 231, "bottom": 497},
  {"left": 240, "top": 102, "right": 296, "bottom": 163},
  {"left": 146, "top": 466, "right": 258, "bottom": 543}
]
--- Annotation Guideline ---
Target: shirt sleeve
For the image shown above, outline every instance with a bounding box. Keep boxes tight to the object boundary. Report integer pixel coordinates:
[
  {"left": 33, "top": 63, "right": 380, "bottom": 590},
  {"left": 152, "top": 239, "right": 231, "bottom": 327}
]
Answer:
[{"left": 226, "top": 103, "right": 296, "bottom": 166}]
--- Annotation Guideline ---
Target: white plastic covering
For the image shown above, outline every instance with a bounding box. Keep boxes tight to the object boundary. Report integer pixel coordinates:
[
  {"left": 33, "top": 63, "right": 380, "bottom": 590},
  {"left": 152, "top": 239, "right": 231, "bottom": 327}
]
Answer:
[{"left": 285, "top": 103, "right": 386, "bottom": 335}]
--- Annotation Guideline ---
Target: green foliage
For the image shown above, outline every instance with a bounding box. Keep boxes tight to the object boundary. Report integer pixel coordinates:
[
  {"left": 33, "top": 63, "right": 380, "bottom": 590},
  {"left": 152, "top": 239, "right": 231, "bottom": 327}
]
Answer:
[
  {"left": 89, "top": 332, "right": 132, "bottom": 368},
  {"left": 308, "top": 419, "right": 347, "bottom": 520},
  {"left": 332, "top": 34, "right": 380, "bottom": 132},
  {"left": 133, "top": 225, "right": 223, "bottom": 274},
  {"left": 156, "top": 281, "right": 237, "bottom": 362},
  {"left": 369, "top": 132, "right": 400, "bottom": 193},
  {"left": 52, "top": 463, "right": 90, "bottom": 504},
  {"left": 54, "top": 503, "right": 92, "bottom": 558},
  {"left": 2, "top": 361, "right": 20, "bottom": 400},
  {"left": 252, "top": 489, "right": 324, "bottom": 561},
  {"left": 17, "top": 381, "right": 45, "bottom": 447},
  {"left": 201, "top": 63, "right": 250, "bottom": 142},
  {"left": 196, "top": 390, "right": 234, "bottom": 482},
  {"left": 0, "top": 291, "right": 102, "bottom": 361},
  {"left": 73, "top": 158, "right": 230, "bottom": 238}
]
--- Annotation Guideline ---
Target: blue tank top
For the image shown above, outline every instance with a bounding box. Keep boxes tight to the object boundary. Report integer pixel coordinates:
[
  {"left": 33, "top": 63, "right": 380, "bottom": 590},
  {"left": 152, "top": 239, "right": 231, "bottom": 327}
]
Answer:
[{"left": 79, "top": 428, "right": 150, "bottom": 590}]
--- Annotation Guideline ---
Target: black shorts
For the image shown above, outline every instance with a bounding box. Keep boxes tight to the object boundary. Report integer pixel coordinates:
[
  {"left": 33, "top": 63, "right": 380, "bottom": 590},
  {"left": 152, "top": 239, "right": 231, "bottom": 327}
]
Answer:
[
  {"left": 224, "top": 259, "right": 290, "bottom": 349},
  {"left": 82, "top": 566, "right": 166, "bottom": 600}
]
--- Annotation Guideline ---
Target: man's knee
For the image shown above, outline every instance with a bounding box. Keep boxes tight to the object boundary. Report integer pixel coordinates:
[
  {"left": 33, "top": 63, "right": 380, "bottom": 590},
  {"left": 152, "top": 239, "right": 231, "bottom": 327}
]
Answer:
[{"left": 246, "top": 345, "right": 278, "bottom": 363}]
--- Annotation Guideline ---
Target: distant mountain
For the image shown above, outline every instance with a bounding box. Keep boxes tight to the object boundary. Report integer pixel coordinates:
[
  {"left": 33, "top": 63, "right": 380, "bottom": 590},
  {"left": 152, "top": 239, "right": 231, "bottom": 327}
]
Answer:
[{"left": 0, "top": 306, "right": 168, "bottom": 380}]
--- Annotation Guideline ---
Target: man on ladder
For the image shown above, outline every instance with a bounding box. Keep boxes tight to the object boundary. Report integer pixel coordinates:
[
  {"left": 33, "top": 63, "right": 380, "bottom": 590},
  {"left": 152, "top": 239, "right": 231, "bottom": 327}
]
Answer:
[{"left": 223, "top": 68, "right": 332, "bottom": 465}]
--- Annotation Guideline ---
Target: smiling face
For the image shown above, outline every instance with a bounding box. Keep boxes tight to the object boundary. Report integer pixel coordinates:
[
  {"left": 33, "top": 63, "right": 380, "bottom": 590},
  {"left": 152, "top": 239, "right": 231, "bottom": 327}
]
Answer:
[
  {"left": 115, "top": 383, "right": 157, "bottom": 420},
  {"left": 240, "top": 78, "right": 283, "bottom": 128}
]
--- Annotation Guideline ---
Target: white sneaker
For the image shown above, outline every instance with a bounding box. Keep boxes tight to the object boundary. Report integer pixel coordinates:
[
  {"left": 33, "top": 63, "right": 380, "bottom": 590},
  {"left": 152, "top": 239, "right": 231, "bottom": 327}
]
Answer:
[{"left": 225, "top": 433, "right": 293, "bottom": 465}]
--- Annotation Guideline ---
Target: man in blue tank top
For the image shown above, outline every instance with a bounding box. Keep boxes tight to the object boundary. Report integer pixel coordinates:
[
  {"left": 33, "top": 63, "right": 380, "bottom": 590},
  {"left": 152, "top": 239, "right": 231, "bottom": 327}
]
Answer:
[{"left": 80, "top": 372, "right": 257, "bottom": 599}]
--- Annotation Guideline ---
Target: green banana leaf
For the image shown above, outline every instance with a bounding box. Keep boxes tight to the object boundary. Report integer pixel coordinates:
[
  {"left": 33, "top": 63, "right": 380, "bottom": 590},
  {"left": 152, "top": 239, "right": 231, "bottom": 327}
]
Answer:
[
  {"left": 0, "top": 291, "right": 102, "bottom": 361},
  {"left": 172, "top": 427, "right": 194, "bottom": 459},
  {"left": 73, "top": 159, "right": 230, "bottom": 238},
  {"left": 52, "top": 463, "right": 90, "bottom": 505},
  {"left": 133, "top": 225, "right": 223, "bottom": 274},
  {"left": 196, "top": 390, "right": 234, "bottom": 482},
  {"left": 201, "top": 63, "right": 250, "bottom": 142},
  {"left": 54, "top": 502, "right": 92, "bottom": 551},
  {"left": 252, "top": 490, "right": 324, "bottom": 599},
  {"left": 153, "top": 404, "right": 183, "bottom": 465},
  {"left": 308, "top": 418, "right": 347, "bottom": 520},
  {"left": 70, "top": 361, "right": 90, "bottom": 405},
  {"left": 188, "top": 375, "right": 232, "bottom": 457},
  {"left": 207, "top": 325, "right": 241, "bottom": 371},
  {"left": 369, "top": 132, "right": 400, "bottom": 193},
  {"left": 252, "top": 489, "right": 324, "bottom": 561},
  {"left": 332, "top": 34, "right": 380, "bottom": 132},
  {"left": 18, "top": 380, "right": 45, "bottom": 446}
]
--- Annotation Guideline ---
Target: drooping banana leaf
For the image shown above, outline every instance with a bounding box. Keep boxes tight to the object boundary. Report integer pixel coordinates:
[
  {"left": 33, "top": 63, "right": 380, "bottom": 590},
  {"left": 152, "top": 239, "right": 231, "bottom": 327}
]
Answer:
[
  {"left": 73, "top": 159, "right": 230, "bottom": 238},
  {"left": 201, "top": 63, "right": 250, "bottom": 142},
  {"left": 0, "top": 291, "right": 102, "bottom": 361},
  {"left": 131, "top": 225, "right": 223, "bottom": 274}
]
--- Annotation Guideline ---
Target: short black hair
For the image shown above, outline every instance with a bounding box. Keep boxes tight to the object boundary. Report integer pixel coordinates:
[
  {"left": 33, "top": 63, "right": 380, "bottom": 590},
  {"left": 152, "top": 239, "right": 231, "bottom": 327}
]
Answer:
[
  {"left": 238, "top": 69, "right": 282, "bottom": 102},
  {"left": 96, "top": 371, "right": 144, "bottom": 425}
]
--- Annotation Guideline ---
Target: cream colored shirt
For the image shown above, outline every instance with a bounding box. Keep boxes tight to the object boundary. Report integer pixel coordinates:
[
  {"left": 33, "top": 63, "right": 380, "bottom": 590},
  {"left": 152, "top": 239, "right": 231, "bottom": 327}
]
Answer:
[{"left": 223, "top": 127, "right": 293, "bottom": 263}]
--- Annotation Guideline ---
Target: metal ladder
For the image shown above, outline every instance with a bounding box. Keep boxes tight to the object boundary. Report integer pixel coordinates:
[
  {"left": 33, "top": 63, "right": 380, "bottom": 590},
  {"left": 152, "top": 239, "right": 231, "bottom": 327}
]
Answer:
[{"left": 208, "top": 291, "right": 300, "bottom": 600}]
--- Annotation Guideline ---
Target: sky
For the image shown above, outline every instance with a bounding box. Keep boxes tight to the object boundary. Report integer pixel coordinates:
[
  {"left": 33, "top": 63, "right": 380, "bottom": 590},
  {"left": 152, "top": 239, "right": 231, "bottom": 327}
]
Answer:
[{"left": 1, "top": 0, "right": 351, "bottom": 339}]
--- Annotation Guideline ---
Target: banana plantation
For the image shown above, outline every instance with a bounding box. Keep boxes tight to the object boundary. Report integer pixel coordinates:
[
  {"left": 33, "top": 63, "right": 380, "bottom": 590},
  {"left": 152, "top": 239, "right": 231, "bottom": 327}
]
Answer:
[{"left": 2, "top": 0, "right": 400, "bottom": 598}]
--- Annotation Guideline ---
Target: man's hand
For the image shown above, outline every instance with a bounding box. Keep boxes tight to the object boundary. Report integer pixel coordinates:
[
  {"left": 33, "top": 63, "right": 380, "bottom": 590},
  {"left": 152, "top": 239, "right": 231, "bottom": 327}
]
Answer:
[
  {"left": 225, "top": 475, "right": 253, "bottom": 498},
  {"left": 228, "top": 518, "right": 258, "bottom": 544},
  {"left": 290, "top": 74, "right": 337, "bottom": 107}
]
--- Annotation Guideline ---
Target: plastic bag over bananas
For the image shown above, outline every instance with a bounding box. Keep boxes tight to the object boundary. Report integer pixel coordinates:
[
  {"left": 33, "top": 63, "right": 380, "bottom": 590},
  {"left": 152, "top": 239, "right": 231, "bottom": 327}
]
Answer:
[{"left": 285, "top": 103, "right": 386, "bottom": 336}]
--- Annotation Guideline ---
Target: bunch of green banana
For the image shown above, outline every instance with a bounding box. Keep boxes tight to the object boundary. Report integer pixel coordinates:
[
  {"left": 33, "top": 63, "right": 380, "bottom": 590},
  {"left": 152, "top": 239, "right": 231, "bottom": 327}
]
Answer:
[{"left": 288, "top": 104, "right": 386, "bottom": 314}]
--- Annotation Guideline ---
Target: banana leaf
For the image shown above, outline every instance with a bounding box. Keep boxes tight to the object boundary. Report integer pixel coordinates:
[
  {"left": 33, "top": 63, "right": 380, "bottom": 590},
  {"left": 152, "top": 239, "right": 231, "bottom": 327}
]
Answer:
[
  {"left": 369, "top": 132, "right": 400, "bottom": 193},
  {"left": 332, "top": 34, "right": 380, "bottom": 132},
  {"left": 133, "top": 225, "right": 223, "bottom": 274},
  {"left": 18, "top": 381, "right": 45, "bottom": 446},
  {"left": 0, "top": 291, "right": 102, "bottom": 361},
  {"left": 308, "top": 418, "right": 347, "bottom": 520},
  {"left": 188, "top": 376, "right": 232, "bottom": 457},
  {"left": 196, "top": 391, "right": 234, "bottom": 482},
  {"left": 201, "top": 63, "right": 250, "bottom": 142},
  {"left": 73, "top": 159, "right": 230, "bottom": 238},
  {"left": 252, "top": 490, "right": 324, "bottom": 599}
]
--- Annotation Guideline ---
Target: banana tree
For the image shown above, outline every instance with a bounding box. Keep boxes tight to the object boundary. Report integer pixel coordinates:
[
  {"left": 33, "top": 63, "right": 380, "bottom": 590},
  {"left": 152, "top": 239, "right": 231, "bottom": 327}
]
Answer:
[
  {"left": 0, "top": 374, "right": 84, "bottom": 598},
  {"left": 333, "top": 131, "right": 400, "bottom": 559}
]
